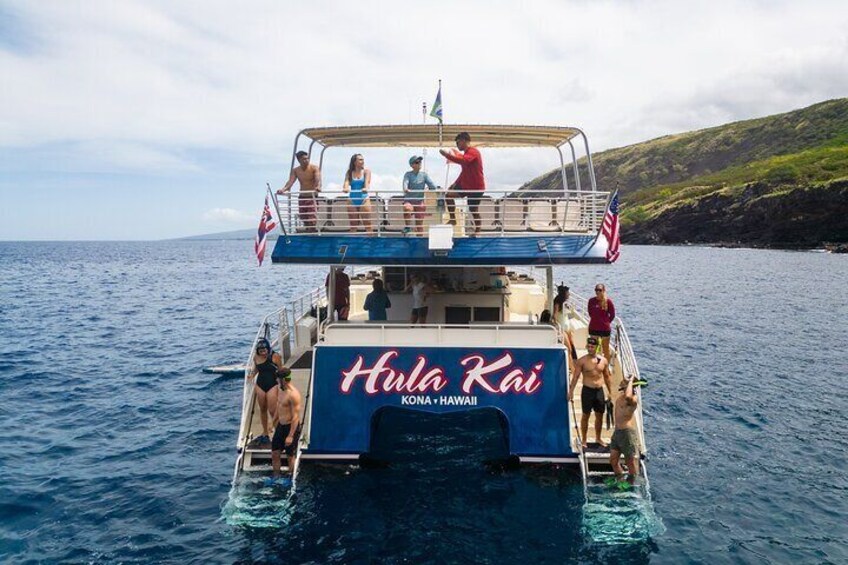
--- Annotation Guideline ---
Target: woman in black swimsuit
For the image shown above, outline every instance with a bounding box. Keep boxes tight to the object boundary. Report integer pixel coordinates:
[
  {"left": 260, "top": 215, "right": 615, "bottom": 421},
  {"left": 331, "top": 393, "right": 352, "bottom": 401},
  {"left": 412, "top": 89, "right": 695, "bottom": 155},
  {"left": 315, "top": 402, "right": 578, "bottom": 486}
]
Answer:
[{"left": 248, "top": 338, "right": 281, "bottom": 442}]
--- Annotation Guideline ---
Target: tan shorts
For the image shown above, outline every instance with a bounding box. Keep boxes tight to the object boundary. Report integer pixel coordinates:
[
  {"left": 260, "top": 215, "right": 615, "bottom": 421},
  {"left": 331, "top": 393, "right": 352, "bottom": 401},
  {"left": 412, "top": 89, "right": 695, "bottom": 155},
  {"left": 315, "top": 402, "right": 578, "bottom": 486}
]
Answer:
[{"left": 610, "top": 427, "right": 640, "bottom": 458}]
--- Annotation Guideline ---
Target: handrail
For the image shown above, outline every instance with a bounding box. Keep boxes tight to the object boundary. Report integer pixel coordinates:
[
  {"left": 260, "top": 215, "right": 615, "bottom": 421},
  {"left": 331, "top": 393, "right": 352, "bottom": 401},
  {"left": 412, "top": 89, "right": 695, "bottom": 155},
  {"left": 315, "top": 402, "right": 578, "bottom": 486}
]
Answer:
[{"left": 275, "top": 188, "right": 610, "bottom": 237}]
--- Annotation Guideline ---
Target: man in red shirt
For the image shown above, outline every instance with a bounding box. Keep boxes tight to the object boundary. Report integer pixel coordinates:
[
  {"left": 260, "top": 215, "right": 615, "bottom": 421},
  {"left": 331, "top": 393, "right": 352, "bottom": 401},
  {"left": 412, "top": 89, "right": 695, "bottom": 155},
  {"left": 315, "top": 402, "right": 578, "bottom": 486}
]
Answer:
[{"left": 440, "top": 132, "right": 486, "bottom": 236}]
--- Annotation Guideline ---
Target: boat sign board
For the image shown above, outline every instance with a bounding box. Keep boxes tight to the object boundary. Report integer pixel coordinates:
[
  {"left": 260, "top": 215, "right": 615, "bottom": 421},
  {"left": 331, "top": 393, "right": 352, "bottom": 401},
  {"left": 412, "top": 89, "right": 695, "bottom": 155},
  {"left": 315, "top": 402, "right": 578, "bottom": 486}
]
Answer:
[{"left": 306, "top": 345, "right": 573, "bottom": 458}]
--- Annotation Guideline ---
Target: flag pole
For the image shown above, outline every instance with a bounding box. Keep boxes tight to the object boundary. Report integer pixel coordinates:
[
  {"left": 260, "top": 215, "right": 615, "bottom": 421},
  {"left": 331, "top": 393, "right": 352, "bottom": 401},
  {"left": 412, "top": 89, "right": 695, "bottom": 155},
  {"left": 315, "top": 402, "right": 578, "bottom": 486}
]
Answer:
[{"left": 422, "top": 101, "right": 427, "bottom": 172}]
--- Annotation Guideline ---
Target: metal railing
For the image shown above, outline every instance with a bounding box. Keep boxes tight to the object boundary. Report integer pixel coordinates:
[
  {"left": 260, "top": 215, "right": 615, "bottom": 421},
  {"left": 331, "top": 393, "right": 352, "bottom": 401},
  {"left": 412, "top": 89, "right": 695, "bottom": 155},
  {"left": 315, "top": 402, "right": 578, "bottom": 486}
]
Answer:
[
  {"left": 233, "top": 305, "right": 290, "bottom": 483},
  {"left": 271, "top": 188, "right": 611, "bottom": 237}
]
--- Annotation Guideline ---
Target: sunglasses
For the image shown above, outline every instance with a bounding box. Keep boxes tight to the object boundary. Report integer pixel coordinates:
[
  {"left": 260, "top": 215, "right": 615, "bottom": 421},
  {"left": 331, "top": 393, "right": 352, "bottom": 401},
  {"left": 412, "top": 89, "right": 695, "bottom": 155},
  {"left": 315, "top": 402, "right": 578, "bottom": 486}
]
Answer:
[{"left": 594, "top": 288, "right": 604, "bottom": 292}]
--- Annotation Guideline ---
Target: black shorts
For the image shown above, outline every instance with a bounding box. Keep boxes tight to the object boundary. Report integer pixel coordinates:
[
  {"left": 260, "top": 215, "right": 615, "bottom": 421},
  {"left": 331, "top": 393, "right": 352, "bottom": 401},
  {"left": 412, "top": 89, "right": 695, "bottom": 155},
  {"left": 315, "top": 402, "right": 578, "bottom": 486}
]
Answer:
[
  {"left": 272, "top": 422, "right": 302, "bottom": 456},
  {"left": 589, "top": 330, "right": 611, "bottom": 338},
  {"left": 456, "top": 190, "right": 482, "bottom": 208},
  {"left": 412, "top": 306, "right": 428, "bottom": 318},
  {"left": 581, "top": 386, "right": 606, "bottom": 414}
]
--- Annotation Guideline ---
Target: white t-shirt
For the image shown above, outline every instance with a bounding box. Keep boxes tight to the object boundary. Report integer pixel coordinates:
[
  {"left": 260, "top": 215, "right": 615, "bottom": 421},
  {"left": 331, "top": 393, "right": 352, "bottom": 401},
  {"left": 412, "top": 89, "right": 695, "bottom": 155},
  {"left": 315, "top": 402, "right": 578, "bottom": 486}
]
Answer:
[{"left": 412, "top": 282, "right": 427, "bottom": 309}]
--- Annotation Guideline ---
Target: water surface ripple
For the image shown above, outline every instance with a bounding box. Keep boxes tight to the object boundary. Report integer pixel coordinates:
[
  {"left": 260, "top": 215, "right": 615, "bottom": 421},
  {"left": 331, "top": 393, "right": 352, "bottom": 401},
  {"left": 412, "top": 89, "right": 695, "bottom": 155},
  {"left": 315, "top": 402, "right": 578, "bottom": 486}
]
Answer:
[{"left": 0, "top": 242, "right": 846, "bottom": 563}]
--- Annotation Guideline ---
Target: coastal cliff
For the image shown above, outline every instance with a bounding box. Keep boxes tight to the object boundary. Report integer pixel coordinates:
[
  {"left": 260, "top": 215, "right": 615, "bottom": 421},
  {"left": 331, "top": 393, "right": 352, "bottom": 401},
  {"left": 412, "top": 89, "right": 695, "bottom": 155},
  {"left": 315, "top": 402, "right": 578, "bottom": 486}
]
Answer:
[{"left": 521, "top": 98, "right": 848, "bottom": 248}]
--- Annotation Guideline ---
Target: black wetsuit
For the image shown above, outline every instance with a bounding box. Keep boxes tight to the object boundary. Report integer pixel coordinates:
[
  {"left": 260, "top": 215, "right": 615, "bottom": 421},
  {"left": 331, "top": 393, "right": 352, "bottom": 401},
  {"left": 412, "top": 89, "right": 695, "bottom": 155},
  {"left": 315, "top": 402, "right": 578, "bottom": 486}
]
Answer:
[{"left": 255, "top": 354, "right": 278, "bottom": 392}]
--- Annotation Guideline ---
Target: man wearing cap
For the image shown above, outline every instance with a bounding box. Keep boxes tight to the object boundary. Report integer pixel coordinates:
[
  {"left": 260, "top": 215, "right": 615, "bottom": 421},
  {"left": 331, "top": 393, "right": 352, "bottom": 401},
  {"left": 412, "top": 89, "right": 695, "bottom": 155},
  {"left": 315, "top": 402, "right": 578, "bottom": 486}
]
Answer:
[
  {"left": 567, "top": 336, "right": 613, "bottom": 448},
  {"left": 271, "top": 366, "right": 302, "bottom": 477},
  {"left": 610, "top": 376, "right": 641, "bottom": 482},
  {"left": 402, "top": 156, "right": 437, "bottom": 235},
  {"left": 439, "top": 132, "right": 485, "bottom": 236}
]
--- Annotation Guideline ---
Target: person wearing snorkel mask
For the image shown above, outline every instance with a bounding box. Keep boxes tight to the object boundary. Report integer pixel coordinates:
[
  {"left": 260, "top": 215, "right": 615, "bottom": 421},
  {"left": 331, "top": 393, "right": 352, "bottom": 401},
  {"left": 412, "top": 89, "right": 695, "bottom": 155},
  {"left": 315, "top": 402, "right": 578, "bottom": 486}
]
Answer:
[
  {"left": 567, "top": 335, "right": 613, "bottom": 448},
  {"left": 247, "top": 338, "right": 281, "bottom": 443},
  {"left": 271, "top": 366, "right": 302, "bottom": 477}
]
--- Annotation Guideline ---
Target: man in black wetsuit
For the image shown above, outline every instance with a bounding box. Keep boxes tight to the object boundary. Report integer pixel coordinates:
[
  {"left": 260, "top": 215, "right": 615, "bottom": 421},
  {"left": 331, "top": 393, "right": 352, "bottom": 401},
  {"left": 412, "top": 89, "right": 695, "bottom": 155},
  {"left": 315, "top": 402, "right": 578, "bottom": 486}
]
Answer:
[
  {"left": 567, "top": 336, "right": 613, "bottom": 448},
  {"left": 246, "top": 338, "right": 281, "bottom": 442}
]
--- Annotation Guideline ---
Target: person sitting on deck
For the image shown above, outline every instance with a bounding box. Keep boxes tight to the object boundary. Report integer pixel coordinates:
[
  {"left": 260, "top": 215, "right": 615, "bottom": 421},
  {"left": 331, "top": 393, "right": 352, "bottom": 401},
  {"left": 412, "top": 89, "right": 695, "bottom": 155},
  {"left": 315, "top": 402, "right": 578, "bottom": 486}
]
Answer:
[
  {"left": 364, "top": 278, "right": 392, "bottom": 321},
  {"left": 402, "top": 155, "right": 437, "bottom": 235},
  {"left": 271, "top": 367, "right": 302, "bottom": 478},
  {"left": 246, "top": 338, "right": 281, "bottom": 443},
  {"left": 439, "top": 132, "right": 485, "bottom": 236},
  {"left": 342, "top": 153, "right": 373, "bottom": 234},
  {"left": 610, "top": 376, "right": 641, "bottom": 483},
  {"left": 567, "top": 335, "right": 613, "bottom": 448},
  {"left": 553, "top": 284, "right": 578, "bottom": 360},
  {"left": 276, "top": 150, "right": 322, "bottom": 232}
]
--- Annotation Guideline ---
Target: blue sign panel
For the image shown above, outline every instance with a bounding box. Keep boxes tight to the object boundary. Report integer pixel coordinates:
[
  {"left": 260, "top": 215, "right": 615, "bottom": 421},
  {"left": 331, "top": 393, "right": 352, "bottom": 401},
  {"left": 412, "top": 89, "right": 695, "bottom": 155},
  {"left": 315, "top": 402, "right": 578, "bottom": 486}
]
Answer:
[{"left": 307, "top": 346, "right": 573, "bottom": 458}]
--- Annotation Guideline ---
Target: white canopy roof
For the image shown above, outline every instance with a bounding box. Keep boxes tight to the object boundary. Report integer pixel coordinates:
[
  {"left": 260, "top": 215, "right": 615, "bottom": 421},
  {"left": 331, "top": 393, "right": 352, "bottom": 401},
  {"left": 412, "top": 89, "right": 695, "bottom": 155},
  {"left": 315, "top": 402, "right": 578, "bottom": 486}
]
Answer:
[{"left": 300, "top": 124, "right": 583, "bottom": 148}]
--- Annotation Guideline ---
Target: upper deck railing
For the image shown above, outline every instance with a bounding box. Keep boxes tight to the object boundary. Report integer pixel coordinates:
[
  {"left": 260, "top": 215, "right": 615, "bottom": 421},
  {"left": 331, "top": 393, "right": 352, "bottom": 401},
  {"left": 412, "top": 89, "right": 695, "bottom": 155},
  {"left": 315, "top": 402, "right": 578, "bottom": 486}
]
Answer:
[{"left": 272, "top": 188, "right": 611, "bottom": 238}]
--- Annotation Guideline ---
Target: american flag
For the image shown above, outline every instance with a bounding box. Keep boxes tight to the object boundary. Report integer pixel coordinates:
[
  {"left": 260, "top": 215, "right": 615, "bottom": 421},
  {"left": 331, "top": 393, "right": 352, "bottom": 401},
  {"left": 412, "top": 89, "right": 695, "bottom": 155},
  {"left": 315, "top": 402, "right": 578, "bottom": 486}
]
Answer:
[
  {"left": 601, "top": 191, "right": 621, "bottom": 263},
  {"left": 254, "top": 195, "right": 277, "bottom": 266}
]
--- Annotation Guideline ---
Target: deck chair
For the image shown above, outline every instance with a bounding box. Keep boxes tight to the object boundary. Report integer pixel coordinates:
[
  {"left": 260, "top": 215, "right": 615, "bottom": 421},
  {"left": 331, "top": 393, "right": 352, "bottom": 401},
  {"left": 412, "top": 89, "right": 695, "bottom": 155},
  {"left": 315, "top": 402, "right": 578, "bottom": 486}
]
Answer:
[
  {"left": 500, "top": 198, "right": 527, "bottom": 231},
  {"left": 324, "top": 197, "right": 353, "bottom": 232},
  {"left": 383, "top": 196, "right": 406, "bottom": 232},
  {"left": 555, "top": 199, "right": 583, "bottom": 231},
  {"left": 527, "top": 199, "right": 558, "bottom": 231},
  {"left": 473, "top": 195, "right": 499, "bottom": 233}
]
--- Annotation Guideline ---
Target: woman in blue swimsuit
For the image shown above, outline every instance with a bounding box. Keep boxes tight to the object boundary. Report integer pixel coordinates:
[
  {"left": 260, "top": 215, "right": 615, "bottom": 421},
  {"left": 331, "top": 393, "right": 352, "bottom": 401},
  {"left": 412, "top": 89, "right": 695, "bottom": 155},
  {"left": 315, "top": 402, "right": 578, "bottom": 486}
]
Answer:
[{"left": 343, "top": 153, "right": 373, "bottom": 234}]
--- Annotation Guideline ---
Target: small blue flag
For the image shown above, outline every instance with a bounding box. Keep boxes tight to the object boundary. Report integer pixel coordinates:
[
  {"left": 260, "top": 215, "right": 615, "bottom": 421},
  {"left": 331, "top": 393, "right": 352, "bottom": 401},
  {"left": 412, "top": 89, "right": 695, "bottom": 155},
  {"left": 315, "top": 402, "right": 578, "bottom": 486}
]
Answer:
[{"left": 430, "top": 84, "right": 442, "bottom": 123}]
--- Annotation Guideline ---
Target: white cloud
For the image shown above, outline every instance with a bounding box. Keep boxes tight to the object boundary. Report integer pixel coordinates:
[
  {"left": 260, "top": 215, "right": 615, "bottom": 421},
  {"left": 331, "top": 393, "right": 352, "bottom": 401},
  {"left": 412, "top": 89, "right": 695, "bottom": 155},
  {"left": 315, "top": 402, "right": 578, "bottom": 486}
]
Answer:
[{"left": 202, "top": 207, "right": 253, "bottom": 224}]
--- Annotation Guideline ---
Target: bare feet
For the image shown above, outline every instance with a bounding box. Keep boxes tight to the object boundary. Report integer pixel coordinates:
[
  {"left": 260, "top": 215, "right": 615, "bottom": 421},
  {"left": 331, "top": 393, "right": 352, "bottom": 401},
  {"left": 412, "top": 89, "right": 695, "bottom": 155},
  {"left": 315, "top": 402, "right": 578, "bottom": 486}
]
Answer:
[{"left": 597, "top": 439, "right": 608, "bottom": 448}]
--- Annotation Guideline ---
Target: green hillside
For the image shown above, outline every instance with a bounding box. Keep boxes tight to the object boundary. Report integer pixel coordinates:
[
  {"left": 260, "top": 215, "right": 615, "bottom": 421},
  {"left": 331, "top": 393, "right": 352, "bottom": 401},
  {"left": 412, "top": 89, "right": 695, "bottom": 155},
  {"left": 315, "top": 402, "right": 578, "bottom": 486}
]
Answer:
[{"left": 522, "top": 98, "right": 848, "bottom": 246}]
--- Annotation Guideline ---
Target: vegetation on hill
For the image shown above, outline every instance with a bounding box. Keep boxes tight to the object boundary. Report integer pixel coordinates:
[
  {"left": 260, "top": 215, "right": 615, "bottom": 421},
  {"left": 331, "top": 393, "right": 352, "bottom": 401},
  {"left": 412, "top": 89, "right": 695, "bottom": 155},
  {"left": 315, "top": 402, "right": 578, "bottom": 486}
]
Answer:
[{"left": 521, "top": 99, "right": 848, "bottom": 246}]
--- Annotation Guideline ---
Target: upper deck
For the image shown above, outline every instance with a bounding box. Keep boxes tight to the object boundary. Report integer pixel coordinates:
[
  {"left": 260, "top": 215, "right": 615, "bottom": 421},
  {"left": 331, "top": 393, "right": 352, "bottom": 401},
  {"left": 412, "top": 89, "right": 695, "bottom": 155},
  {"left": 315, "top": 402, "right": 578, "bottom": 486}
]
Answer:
[{"left": 269, "top": 124, "right": 614, "bottom": 266}]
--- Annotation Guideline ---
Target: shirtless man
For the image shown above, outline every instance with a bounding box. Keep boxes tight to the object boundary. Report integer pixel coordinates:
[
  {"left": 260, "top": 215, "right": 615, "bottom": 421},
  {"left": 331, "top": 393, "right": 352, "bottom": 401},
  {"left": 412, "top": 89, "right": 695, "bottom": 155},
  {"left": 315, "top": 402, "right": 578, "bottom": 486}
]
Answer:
[
  {"left": 271, "top": 367, "right": 303, "bottom": 477},
  {"left": 277, "top": 151, "right": 322, "bottom": 231},
  {"left": 567, "top": 335, "right": 613, "bottom": 448},
  {"left": 610, "top": 376, "right": 641, "bottom": 482}
]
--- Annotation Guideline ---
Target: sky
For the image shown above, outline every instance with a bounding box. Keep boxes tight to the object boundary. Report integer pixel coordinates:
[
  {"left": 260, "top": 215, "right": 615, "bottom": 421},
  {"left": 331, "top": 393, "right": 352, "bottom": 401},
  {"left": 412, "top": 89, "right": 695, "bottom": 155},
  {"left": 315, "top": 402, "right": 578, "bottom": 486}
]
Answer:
[{"left": 0, "top": 0, "right": 846, "bottom": 240}]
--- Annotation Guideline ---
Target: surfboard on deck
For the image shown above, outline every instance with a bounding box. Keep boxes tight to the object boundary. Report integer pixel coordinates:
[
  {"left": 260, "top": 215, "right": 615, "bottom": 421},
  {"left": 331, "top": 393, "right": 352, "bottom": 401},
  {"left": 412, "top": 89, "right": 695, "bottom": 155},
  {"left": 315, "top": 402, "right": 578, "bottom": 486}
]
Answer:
[{"left": 203, "top": 363, "right": 247, "bottom": 377}]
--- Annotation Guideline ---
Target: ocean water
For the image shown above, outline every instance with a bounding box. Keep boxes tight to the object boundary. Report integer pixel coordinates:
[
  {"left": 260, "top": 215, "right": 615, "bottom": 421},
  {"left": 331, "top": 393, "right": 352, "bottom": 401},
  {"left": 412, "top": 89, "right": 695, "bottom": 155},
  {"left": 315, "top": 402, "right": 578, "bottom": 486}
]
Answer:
[{"left": 1, "top": 241, "right": 846, "bottom": 564}]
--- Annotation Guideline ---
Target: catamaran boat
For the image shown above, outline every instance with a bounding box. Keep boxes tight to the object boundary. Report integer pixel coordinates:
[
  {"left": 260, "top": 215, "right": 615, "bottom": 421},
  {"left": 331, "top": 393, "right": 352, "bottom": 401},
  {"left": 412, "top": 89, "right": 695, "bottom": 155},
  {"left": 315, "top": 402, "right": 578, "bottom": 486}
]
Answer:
[{"left": 232, "top": 124, "right": 650, "bottom": 499}]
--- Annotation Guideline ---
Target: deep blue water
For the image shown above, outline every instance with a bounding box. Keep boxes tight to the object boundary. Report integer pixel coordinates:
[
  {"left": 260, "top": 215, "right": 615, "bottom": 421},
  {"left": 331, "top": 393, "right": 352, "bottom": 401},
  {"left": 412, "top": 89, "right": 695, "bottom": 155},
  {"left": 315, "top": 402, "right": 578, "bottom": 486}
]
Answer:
[{"left": 1, "top": 241, "right": 847, "bottom": 564}]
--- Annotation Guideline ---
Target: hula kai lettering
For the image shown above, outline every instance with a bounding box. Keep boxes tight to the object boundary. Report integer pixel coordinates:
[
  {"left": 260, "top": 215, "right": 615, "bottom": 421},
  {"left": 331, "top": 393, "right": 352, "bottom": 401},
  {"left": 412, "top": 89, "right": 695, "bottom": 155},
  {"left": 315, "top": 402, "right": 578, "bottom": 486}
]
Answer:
[{"left": 339, "top": 351, "right": 543, "bottom": 395}]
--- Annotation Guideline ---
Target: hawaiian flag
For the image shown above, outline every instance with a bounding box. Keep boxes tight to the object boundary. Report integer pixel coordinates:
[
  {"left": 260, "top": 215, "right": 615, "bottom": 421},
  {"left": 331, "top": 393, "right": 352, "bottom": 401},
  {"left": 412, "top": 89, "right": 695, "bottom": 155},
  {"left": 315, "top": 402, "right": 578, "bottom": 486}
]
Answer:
[
  {"left": 430, "top": 84, "right": 443, "bottom": 123},
  {"left": 602, "top": 191, "right": 621, "bottom": 263},
  {"left": 254, "top": 195, "right": 277, "bottom": 266}
]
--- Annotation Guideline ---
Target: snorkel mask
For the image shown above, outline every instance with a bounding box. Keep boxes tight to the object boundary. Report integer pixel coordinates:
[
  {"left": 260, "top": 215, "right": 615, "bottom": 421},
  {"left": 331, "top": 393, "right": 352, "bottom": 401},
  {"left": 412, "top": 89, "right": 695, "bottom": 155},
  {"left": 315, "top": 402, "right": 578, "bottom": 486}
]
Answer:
[
  {"left": 586, "top": 337, "right": 601, "bottom": 356},
  {"left": 277, "top": 367, "right": 292, "bottom": 383}
]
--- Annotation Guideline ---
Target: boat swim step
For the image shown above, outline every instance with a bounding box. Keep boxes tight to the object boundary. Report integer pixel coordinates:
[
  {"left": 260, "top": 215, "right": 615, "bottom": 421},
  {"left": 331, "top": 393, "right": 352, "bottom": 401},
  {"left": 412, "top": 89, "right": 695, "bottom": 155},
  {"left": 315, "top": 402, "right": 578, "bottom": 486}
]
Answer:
[{"left": 587, "top": 471, "right": 618, "bottom": 477}]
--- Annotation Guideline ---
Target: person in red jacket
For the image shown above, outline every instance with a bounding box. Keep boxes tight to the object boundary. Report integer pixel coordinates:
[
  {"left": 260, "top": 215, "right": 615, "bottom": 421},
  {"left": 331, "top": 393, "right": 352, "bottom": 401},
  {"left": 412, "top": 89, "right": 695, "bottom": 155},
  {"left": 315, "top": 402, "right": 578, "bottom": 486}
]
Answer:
[
  {"left": 587, "top": 283, "right": 616, "bottom": 360},
  {"left": 440, "top": 132, "right": 485, "bottom": 236}
]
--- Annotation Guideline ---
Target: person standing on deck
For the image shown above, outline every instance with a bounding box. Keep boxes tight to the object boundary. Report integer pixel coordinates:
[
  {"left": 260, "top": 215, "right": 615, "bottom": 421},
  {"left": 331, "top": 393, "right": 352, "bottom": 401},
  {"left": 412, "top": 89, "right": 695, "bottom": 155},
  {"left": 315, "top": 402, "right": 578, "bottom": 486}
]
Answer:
[
  {"left": 271, "top": 367, "right": 302, "bottom": 477},
  {"left": 325, "top": 266, "right": 351, "bottom": 321},
  {"left": 277, "top": 151, "right": 322, "bottom": 232},
  {"left": 406, "top": 273, "right": 431, "bottom": 324},
  {"left": 440, "top": 132, "right": 485, "bottom": 236},
  {"left": 343, "top": 153, "right": 373, "bottom": 234},
  {"left": 402, "top": 155, "right": 437, "bottom": 235},
  {"left": 553, "top": 284, "right": 577, "bottom": 360},
  {"left": 246, "top": 338, "right": 281, "bottom": 443},
  {"left": 588, "top": 283, "right": 616, "bottom": 361},
  {"left": 364, "top": 278, "right": 392, "bottom": 321},
  {"left": 567, "top": 336, "right": 613, "bottom": 448},
  {"left": 610, "top": 376, "right": 641, "bottom": 483}
]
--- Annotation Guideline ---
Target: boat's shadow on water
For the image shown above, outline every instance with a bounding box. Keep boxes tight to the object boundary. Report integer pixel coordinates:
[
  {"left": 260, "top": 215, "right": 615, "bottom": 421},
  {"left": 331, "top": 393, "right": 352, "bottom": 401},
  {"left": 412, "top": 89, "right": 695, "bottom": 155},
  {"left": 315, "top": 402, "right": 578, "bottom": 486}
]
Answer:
[{"left": 222, "top": 409, "right": 662, "bottom": 563}]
